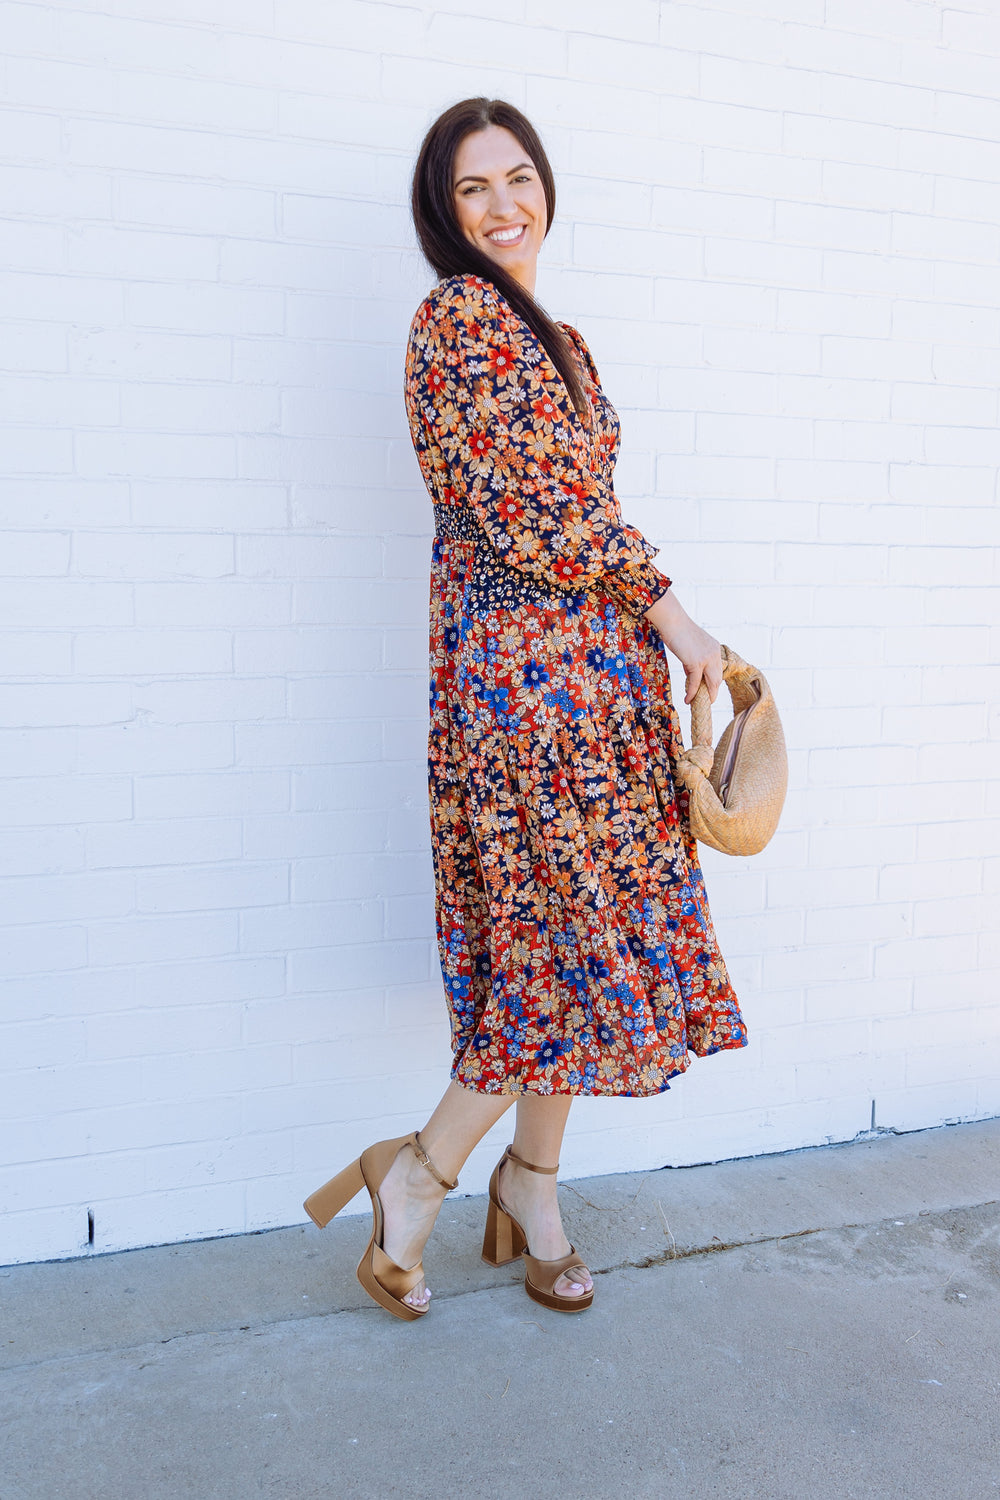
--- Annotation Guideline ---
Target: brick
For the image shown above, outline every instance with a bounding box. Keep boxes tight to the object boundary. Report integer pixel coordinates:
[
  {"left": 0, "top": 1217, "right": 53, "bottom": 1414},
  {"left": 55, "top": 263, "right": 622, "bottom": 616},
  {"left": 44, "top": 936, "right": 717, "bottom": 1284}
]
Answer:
[
  {"left": 814, "top": 421, "right": 922, "bottom": 463},
  {"left": 113, "top": 69, "right": 275, "bottom": 134},
  {"left": 0, "top": 429, "right": 74, "bottom": 476},
  {"left": 117, "top": 176, "right": 277, "bottom": 237},
  {"left": 0, "top": 727, "right": 75, "bottom": 777},
  {"left": 0, "top": 871, "right": 132, "bottom": 926},
  {"left": 234, "top": 628, "right": 380, "bottom": 677},
  {"left": 125, "top": 281, "right": 283, "bottom": 336},
  {"left": 138, "top": 862, "right": 288, "bottom": 914},
  {"left": 68, "top": 328, "right": 231, "bottom": 383},
  {"left": 0, "top": 478, "right": 128, "bottom": 530},
  {"left": 0, "top": 270, "right": 123, "bottom": 328},
  {"left": 74, "top": 629, "right": 233, "bottom": 677},
  {"left": 0, "top": 683, "right": 130, "bottom": 728},
  {"left": 779, "top": 200, "right": 892, "bottom": 254},
  {"left": 134, "top": 770, "right": 288, "bottom": 820},
  {"left": 292, "top": 854, "right": 428, "bottom": 904},
  {"left": 245, "top": 991, "right": 385, "bottom": 1048},
  {"left": 75, "top": 431, "right": 237, "bottom": 481},
  {"left": 243, "top": 810, "right": 388, "bottom": 861},
  {"left": 235, "top": 720, "right": 382, "bottom": 769},
  {"left": 0, "top": 217, "right": 65, "bottom": 275},
  {"left": 696, "top": 413, "right": 813, "bottom": 459},
  {"left": 282, "top": 192, "right": 408, "bottom": 248},
  {"left": 821, "top": 337, "right": 933, "bottom": 383},
  {"left": 805, "top": 977, "right": 911, "bottom": 1024},
  {"left": 287, "top": 673, "right": 425, "bottom": 722},
  {"left": 0, "top": 924, "right": 87, "bottom": 976},
  {"left": 136, "top": 956, "right": 285, "bottom": 1010},
  {"left": 941, "top": 8, "right": 1000, "bottom": 53},
  {"left": 89, "top": 912, "right": 238, "bottom": 967},
  {"left": 237, "top": 535, "right": 381, "bottom": 580},
  {"left": 905, "top": 381, "right": 995, "bottom": 429},
  {"left": 0, "top": 631, "right": 71, "bottom": 678},
  {"left": 86, "top": 816, "right": 243, "bottom": 871},
  {"left": 130, "top": 482, "right": 287, "bottom": 532},
  {"left": 132, "top": 677, "right": 285, "bottom": 724},
  {"left": 4, "top": 144, "right": 108, "bottom": 223},
  {"left": 0, "top": 773, "right": 131, "bottom": 826},
  {"left": 121, "top": 383, "right": 280, "bottom": 436},
  {"left": 72, "top": 532, "right": 234, "bottom": 580},
  {"left": 67, "top": 223, "right": 219, "bottom": 284},
  {"left": 240, "top": 898, "right": 382, "bottom": 953},
  {"left": 889, "top": 463, "right": 994, "bottom": 504},
  {"left": 134, "top": 581, "right": 291, "bottom": 629},
  {"left": 806, "top": 900, "right": 912, "bottom": 945},
  {"left": 0, "top": 320, "right": 66, "bottom": 375}
]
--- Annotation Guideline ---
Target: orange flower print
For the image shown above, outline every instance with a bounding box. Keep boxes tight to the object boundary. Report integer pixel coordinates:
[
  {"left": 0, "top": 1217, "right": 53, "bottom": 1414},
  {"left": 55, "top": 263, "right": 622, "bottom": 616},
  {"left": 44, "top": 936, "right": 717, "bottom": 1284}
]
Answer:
[
  {"left": 532, "top": 394, "right": 560, "bottom": 426},
  {"left": 551, "top": 556, "right": 584, "bottom": 584},
  {"left": 488, "top": 344, "right": 518, "bottom": 383},
  {"left": 497, "top": 495, "right": 523, "bottom": 523}
]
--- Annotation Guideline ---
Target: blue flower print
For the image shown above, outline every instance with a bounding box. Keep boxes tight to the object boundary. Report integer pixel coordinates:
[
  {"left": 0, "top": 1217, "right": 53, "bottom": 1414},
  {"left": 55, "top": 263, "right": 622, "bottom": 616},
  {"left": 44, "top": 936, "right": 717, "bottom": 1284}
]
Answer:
[{"left": 523, "top": 659, "right": 550, "bottom": 688}]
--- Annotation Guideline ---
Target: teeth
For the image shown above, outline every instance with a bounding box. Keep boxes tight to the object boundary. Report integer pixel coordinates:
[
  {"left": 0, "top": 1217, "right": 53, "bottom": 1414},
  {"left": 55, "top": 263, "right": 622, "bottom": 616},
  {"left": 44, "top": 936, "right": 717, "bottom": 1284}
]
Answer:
[{"left": 489, "top": 226, "right": 524, "bottom": 243}]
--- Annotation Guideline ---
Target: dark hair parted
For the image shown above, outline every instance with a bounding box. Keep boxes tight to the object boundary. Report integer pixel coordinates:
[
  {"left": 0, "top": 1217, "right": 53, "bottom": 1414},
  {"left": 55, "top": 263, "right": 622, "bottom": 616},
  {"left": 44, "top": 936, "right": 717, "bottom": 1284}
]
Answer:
[{"left": 410, "top": 97, "right": 586, "bottom": 415}]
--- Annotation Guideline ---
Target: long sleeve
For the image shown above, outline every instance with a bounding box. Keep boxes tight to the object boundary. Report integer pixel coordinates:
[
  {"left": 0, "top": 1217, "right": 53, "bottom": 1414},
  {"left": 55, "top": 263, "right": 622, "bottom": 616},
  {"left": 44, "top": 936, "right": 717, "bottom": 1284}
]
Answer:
[{"left": 406, "top": 275, "right": 671, "bottom": 617}]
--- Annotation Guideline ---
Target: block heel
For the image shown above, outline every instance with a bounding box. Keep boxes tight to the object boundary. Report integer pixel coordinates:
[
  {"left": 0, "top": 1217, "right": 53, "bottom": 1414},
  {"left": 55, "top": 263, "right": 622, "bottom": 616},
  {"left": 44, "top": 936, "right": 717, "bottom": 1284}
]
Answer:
[
  {"left": 303, "top": 1158, "right": 365, "bottom": 1228},
  {"left": 302, "top": 1132, "right": 457, "bottom": 1321},
  {"left": 481, "top": 1194, "right": 527, "bottom": 1266}
]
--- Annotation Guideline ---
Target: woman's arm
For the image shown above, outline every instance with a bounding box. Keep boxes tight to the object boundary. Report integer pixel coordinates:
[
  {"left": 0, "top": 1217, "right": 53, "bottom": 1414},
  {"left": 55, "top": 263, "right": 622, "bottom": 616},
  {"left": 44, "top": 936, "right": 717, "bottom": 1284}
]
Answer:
[
  {"left": 406, "top": 277, "right": 671, "bottom": 614},
  {"left": 645, "top": 587, "right": 723, "bottom": 706}
]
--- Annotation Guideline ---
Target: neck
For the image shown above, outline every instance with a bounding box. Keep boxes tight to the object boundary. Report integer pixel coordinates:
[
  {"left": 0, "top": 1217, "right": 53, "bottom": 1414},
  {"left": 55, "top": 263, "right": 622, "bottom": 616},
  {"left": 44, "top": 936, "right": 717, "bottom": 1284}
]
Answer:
[{"left": 513, "top": 263, "right": 537, "bottom": 297}]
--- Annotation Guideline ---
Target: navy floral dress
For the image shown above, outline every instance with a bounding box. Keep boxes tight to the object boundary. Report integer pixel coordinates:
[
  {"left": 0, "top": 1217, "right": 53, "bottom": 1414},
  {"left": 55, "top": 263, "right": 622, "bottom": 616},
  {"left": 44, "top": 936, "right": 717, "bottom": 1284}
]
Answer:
[{"left": 404, "top": 273, "right": 747, "bottom": 1096}]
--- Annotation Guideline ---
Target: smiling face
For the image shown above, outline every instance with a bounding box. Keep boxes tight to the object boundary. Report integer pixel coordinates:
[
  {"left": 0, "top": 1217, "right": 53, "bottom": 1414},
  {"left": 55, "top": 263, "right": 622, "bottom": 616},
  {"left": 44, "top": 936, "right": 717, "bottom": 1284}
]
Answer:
[{"left": 452, "top": 124, "right": 549, "bottom": 295}]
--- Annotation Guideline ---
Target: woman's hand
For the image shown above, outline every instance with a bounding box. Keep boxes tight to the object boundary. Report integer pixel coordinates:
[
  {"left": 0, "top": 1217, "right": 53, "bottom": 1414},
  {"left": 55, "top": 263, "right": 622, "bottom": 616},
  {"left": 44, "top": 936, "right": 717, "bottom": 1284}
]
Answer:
[{"left": 644, "top": 589, "right": 723, "bottom": 705}]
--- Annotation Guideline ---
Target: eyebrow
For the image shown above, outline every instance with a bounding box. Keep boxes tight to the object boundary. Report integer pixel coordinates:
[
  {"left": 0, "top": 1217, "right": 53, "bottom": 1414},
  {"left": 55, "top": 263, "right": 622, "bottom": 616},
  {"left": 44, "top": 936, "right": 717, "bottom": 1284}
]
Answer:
[{"left": 454, "top": 162, "right": 534, "bottom": 187}]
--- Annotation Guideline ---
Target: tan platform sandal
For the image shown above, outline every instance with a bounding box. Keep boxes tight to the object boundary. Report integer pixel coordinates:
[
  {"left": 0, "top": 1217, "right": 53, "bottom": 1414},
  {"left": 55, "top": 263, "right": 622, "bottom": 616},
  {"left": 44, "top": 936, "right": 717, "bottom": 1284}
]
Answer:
[
  {"left": 303, "top": 1132, "right": 457, "bottom": 1322},
  {"left": 481, "top": 1145, "right": 594, "bottom": 1314}
]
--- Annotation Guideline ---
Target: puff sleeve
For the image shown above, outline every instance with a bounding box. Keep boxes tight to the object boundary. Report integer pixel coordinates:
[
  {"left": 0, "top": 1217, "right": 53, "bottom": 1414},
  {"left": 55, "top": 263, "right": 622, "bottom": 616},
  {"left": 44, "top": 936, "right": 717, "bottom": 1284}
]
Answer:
[{"left": 406, "top": 276, "right": 671, "bottom": 617}]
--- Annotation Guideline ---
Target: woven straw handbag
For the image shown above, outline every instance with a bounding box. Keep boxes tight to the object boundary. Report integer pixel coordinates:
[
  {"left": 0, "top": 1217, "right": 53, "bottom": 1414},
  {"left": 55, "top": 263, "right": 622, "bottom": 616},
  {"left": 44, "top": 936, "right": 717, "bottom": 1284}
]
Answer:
[{"left": 674, "top": 645, "right": 787, "bottom": 857}]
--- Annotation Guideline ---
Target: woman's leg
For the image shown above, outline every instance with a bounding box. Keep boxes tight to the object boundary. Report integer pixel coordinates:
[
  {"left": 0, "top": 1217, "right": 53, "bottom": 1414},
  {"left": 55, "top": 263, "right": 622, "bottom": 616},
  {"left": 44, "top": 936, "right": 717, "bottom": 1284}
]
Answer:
[
  {"left": 499, "top": 1094, "right": 593, "bottom": 1299},
  {"left": 378, "top": 1080, "right": 512, "bottom": 1309}
]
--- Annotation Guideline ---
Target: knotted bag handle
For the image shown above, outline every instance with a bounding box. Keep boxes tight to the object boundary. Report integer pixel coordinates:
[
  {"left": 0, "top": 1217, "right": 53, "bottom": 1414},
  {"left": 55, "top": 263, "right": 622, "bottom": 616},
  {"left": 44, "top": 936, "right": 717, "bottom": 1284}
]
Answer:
[{"left": 675, "top": 645, "right": 738, "bottom": 788}]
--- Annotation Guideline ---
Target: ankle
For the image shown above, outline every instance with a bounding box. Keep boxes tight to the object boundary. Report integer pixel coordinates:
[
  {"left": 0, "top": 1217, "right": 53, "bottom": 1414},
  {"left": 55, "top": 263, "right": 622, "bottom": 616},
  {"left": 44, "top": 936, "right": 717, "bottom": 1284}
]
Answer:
[
  {"left": 509, "top": 1145, "right": 559, "bottom": 1175},
  {"left": 398, "top": 1150, "right": 449, "bottom": 1203}
]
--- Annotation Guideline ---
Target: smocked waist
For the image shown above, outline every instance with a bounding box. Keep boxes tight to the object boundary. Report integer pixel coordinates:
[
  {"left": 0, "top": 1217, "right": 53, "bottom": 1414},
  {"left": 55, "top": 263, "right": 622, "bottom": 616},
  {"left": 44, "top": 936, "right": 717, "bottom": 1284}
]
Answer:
[{"left": 433, "top": 501, "right": 480, "bottom": 542}]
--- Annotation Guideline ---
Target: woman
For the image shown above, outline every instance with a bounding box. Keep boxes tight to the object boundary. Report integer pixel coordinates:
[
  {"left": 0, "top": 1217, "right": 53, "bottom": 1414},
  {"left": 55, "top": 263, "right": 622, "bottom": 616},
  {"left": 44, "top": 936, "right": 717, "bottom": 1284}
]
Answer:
[{"left": 304, "top": 99, "right": 747, "bottom": 1320}]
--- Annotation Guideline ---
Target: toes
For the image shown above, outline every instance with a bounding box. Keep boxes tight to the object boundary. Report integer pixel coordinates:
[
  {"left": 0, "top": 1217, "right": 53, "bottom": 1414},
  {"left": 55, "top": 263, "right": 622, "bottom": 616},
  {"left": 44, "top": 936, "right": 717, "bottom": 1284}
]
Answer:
[{"left": 557, "top": 1273, "right": 593, "bottom": 1298}]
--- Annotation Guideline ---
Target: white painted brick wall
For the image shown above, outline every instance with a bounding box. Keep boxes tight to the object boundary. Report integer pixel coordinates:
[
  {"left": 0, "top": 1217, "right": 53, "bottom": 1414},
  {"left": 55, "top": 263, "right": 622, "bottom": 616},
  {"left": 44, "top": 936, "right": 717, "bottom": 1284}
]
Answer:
[{"left": 2, "top": 0, "right": 998, "bottom": 1265}]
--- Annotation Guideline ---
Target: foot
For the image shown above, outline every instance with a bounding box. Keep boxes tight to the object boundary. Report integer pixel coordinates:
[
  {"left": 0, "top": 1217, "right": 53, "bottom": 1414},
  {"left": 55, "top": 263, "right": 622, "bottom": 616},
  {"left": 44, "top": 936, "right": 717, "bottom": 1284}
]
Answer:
[
  {"left": 377, "top": 1142, "right": 450, "bottom": 1310},
  {"left": 498, "top": 1154, "right": 594, "bottom": 1300}
]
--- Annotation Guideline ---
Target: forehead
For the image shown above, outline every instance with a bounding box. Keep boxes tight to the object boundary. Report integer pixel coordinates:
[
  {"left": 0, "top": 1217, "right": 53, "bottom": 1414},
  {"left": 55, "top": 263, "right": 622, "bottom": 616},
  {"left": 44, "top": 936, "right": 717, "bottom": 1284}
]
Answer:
[{"left": 453, "top": 124, "right": 533, "bottom": 180}]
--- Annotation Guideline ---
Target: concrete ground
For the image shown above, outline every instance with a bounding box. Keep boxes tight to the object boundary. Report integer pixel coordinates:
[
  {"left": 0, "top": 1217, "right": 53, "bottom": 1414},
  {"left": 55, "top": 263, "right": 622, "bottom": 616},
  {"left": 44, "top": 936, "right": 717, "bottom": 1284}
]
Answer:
[{"left": 2, "top": 1120, "right": 998, "bottom": 1500}]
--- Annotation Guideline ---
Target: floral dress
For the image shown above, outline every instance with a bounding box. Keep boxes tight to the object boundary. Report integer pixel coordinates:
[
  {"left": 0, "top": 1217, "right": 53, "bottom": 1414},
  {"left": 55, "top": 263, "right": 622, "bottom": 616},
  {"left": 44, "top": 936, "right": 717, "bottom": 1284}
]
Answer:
[{"left": 404, "top": 273, "right": 747, "bottom": 1096}]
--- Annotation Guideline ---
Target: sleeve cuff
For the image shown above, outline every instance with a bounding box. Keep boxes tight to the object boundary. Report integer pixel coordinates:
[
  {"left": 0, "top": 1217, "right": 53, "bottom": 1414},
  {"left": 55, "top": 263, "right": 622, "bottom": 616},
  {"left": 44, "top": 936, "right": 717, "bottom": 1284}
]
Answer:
[{"left": 604, "top": 558, "right": 672, "bottom": 617}]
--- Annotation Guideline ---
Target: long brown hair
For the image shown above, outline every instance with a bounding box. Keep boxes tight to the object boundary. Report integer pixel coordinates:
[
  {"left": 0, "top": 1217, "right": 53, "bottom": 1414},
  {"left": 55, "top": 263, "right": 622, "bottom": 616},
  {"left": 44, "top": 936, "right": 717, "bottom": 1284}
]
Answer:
[{"left": 410, "top": 97, "right": 586, "bottom": 415}]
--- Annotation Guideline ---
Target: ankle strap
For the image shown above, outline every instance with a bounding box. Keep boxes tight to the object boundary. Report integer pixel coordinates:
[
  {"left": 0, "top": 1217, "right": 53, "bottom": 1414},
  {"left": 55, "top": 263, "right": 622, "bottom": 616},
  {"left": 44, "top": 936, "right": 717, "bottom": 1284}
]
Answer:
[
  {"left": 505, "top": 1144, "right": 558, "bottom": 1175},
  {"left": 409, "top": 1132, "right": 458, "bottom": 1192}
]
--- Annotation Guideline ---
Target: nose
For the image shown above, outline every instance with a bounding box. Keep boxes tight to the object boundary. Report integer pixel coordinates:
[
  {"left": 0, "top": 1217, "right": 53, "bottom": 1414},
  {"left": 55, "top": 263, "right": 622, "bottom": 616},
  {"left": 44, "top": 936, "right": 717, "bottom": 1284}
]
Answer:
[{"left": 489, "top": 183, "right": 518, "bottom": 219}]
